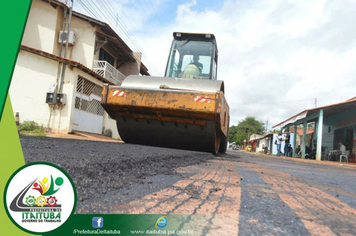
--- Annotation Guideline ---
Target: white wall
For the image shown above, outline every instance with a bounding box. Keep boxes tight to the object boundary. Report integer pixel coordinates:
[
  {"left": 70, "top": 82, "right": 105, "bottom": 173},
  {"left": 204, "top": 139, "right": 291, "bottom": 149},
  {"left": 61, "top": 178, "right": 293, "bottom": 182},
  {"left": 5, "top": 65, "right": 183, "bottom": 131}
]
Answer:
[
  {"left": 10, "top": 51, "right": 58, "bottom": 126},
  {"left": 256, "top": 139, "right": 267, "bottom": 153},
  {"left": 9, "top": 50, "right": 76, "bottom": 133},
  {"left": 22, "top": 0, "right": 58, "bottom": 54},
  {"left": 9, "top": 50, "right": 103, "bottom": 134},
  {"left": 11, "top": 0, "right": 124, "bottom": 138},
  {"left": 57, "top": 67, "right": 77, "bottom": 133},
  {"left": 69, "top": 17, "right": 96, "bottom": 68},
  {"left": 22, "top": 0, "right": 97, "bottom": 69},
  {"left": 103, "top": 113, "right": 121, "bottom": 139}
]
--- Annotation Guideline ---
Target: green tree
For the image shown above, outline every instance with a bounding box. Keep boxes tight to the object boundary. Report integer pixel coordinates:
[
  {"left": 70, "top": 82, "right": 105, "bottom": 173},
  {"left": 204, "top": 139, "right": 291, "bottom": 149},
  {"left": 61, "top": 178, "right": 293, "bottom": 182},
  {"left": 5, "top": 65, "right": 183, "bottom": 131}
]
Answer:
[
  {"left": 228, "top": 125, "right": 238, "bottom": 142},
  {"left": 229, "top": 117, "right": 265, "bottom": 145},
  {"left": 271, "top": 128, "right": 281, "bottom": 134}
]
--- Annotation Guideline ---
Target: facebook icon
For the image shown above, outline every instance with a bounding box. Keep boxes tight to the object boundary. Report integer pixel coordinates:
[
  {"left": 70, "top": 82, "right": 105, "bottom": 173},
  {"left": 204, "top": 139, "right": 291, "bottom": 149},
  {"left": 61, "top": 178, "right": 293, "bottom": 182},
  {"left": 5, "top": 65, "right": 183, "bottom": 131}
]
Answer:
[{"left": 92, "top": 217, "right": 103, "bottom": 228}]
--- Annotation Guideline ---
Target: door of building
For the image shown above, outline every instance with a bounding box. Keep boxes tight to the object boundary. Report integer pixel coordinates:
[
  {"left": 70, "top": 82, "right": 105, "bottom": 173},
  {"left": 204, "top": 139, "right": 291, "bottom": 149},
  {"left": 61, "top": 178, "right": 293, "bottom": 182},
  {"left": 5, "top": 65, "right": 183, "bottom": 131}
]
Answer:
[
  {"left": 346, "top": 128, "right": 354, "bottom": 152},
  {"left": 333, "top": 128, "right": 344, "bottom": 149},
  {"left": 72, "top": 76, "right": 104, "bottom": 134}
]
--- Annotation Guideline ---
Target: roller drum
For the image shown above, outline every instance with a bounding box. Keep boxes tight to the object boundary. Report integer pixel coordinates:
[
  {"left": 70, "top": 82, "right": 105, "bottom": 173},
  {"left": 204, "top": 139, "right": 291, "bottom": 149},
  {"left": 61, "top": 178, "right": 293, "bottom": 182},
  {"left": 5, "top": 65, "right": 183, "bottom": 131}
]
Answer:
[{"left": 117, "top": 117, "right": 220, "bottom": 154}]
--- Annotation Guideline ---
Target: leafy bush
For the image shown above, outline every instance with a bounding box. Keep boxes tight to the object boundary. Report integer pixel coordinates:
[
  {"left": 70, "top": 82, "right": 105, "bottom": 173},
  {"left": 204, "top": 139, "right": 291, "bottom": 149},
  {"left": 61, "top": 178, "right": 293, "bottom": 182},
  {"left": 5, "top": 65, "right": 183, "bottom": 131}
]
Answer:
[{"left": 20, "top": 121, "right": 44, "bottom": 133}]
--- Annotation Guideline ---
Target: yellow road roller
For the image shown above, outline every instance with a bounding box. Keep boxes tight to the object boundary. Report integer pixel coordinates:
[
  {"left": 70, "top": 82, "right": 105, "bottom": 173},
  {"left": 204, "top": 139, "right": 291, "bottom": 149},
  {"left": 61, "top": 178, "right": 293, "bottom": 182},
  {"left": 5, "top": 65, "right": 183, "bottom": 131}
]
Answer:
[{"left": 101, "top": 32, "right": 230, "bottom": 154}]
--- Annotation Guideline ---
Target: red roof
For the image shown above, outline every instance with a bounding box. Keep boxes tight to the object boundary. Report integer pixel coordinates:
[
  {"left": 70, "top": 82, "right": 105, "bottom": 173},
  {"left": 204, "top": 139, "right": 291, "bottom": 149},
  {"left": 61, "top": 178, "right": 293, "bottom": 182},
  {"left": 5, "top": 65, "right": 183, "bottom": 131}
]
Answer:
[
  {"left": 21, "top": 45, "right": 114, "bottom": 84},
  {"left": 273, "top": 98, "right": 356, "bottom": 129}
]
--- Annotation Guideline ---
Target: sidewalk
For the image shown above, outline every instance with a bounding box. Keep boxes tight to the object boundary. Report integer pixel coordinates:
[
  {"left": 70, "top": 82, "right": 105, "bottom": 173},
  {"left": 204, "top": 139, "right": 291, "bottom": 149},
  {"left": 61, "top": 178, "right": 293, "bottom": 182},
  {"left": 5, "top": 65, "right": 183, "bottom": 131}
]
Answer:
[
  {"left": 46, "top": 131, "right": 123, "bottom": 143},
  {"left": 235, "top": 150, "right": 356, "bottom": 169}
]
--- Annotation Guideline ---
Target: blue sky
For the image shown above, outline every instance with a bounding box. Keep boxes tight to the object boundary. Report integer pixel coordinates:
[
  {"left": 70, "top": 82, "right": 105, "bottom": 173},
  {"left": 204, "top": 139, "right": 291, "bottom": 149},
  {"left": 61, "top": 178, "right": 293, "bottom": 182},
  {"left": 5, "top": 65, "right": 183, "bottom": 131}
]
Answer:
[
  {"left": 145, "top": 0, "right": 225, "bottom": 26},
  {"left": 73, "top": 0, "right": 356, "bottom": 128}
]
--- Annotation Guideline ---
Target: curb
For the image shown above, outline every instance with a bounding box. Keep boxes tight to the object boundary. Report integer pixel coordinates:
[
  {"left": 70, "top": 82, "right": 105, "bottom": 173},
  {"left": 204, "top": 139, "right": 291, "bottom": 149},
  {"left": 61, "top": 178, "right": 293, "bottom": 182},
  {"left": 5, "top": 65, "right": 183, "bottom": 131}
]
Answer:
[
  {"left": 234, "top": 150, "right": 356, "bottom": 169},
  {"left": 46, "top": 131, "right": 123, "bottom": 143}
]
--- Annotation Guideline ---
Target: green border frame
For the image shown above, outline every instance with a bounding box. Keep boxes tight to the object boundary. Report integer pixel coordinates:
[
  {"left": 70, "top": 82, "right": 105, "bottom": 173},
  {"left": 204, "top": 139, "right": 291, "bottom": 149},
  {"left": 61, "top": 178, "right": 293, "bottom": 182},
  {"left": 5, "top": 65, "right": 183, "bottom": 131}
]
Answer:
[
  {"left": 3, "top": 162, "right": 77, "bottom": 235},
  {"left": 0, "top": 0, "right": 32, "bottom": 121}
]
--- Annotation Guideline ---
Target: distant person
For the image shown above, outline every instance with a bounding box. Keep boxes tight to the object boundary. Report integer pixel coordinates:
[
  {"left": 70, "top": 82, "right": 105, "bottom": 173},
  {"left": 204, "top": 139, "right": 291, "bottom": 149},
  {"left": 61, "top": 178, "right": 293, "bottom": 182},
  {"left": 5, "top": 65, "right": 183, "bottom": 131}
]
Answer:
[
  {"left": 276, "top": 133, "right": 282, "bottom": 156},
  {"left": 340, "top": 141, "right": 346, "bottom": 154},
  {"left": 284, "top": 131, "right": 290, "bottom": 156},
  {"left": 305, "top": 146, "right": 311, "bottom": 159},
  {"left": 334, "top": 141, "right": 346, "bottom": 161},
  {"left": 190, "top": 54, "right": 203, "bottom": 72}
]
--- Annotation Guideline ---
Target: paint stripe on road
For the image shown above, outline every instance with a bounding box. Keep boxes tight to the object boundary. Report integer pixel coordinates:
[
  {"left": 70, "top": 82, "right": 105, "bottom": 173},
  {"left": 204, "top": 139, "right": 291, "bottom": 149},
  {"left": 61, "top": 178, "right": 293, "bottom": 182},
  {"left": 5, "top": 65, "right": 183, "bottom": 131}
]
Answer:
[
  {"left": 243, "top": 162, "right": 356, "bottom": 235},
  {"left": 235, "top": 162, "right": 310, "bottom": 236},
  {"left": 106, "top": 159, "right": 242, "bottom": 235}
]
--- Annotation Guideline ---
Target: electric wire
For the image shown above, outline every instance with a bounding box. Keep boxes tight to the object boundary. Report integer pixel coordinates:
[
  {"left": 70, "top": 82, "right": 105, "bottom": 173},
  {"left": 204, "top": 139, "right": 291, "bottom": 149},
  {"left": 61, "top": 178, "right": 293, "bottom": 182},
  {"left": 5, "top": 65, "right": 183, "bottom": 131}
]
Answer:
[
  {"left": 136, "top": 0, "right": 162, "bottom": 41},
  {"left": 80, "top": 1, "right": 161, "bottom": 74},
  {"left": 147, "top": 0, "right": 169, "bottom": 36},
  {"left": 76, "top": 0, "right": 99, "bottom": 18},
  {"left": 100, "top": 0, "right": 146, "bottom": 55},
  {"left": 76, "top": 0, "right": 162, "bottom": 75}
]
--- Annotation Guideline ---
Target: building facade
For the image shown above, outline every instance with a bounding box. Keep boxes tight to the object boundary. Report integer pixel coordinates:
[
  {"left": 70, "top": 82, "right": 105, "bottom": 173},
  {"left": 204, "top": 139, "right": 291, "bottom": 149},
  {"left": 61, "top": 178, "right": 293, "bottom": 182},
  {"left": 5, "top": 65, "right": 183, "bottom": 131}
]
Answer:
[
  {"left": 273, "top": 98, "right": 356, "bottom": 162},
  {"left": 9, "top": 0, "right": 149, "bottom": 138}
]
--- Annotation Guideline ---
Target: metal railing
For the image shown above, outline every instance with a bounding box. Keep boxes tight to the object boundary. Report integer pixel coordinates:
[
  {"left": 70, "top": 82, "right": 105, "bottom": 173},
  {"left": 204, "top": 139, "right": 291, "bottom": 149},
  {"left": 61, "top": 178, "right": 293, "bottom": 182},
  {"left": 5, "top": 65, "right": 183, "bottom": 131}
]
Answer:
[{"left": 93, "top": 60, "right": 125, "bottom": 85}]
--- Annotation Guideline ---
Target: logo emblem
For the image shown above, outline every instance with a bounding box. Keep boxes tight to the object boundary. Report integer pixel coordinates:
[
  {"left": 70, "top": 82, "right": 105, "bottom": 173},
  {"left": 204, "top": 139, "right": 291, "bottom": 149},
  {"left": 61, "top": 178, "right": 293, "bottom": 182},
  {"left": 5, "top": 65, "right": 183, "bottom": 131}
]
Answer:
[
  {"left": 4, "top": 162, "right": 76, "bottom": 234},
  {"left": 155, "top": 216, "right": 167, "bottom": 228},
  {"left": 92, "top": 217, "right": 104, "bottom": 228}
]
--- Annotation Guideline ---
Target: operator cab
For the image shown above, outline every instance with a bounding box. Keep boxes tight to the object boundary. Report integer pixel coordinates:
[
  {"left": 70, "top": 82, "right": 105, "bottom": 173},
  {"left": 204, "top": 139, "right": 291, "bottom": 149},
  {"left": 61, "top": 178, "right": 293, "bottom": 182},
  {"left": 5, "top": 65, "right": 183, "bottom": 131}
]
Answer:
[{"left": 165, "top": 32, "right": 218, "bottom": 80}]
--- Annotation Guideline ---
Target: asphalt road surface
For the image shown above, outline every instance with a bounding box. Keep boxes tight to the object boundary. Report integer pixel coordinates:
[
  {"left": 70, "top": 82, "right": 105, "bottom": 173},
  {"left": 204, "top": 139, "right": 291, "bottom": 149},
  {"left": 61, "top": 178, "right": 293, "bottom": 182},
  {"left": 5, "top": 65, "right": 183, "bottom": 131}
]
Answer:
[{"left": 21, "top": 136, "right": 356, "bottom": 235}]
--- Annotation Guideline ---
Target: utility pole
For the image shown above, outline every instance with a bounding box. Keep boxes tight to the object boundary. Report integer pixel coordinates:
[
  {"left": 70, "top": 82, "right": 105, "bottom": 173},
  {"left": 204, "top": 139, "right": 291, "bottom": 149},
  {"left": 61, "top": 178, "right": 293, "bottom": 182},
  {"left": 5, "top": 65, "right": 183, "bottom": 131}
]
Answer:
[
  {"left": 59, "top": 0, "right": 74, "bottom": 93},
  {"left": 314, "top": 98, "right": 317, "bottom": 108}
]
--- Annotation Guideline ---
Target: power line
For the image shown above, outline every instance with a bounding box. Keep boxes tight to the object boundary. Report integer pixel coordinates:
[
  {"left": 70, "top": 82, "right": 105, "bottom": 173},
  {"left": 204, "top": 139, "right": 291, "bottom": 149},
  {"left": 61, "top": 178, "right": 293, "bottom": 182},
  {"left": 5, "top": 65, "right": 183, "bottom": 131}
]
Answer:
[
  {"left": 84, "top": 0, "right": 138, "bottom": 51},
  {"left": 75, "top": 0, "right": 162, "bottom": 75},
  {"left": 101, "top": 0, "right": 142, "bottom": 50},
  {"left": 99, "top": 0, "right": 163, "bottom": 75},
  {"left": 148, "top": 0, "right": 169, "bottom": 36},
  {"left": 77, "top": 0, "right": 99, "bottom": 18},
  {"left": 135, "top": 0, "right": 164, "bottom": 42}
]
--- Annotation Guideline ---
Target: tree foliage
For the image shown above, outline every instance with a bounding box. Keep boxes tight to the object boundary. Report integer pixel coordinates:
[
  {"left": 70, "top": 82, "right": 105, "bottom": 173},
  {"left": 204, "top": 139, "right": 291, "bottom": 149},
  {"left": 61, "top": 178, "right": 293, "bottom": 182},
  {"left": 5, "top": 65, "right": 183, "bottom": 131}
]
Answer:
[
  {"left": 228, "top": 126, "right": 238, "bottom": 142},
  {"left": 228, "top": 117, "right": 265, "bottom": 145}
]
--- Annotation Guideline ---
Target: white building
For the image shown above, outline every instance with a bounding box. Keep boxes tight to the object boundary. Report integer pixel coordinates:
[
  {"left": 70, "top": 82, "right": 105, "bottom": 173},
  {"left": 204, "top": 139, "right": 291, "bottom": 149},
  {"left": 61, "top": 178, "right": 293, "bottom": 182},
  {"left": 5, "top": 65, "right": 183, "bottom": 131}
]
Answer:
[{"left": 9, "top": 0, "right": 149, "bottom": 138}]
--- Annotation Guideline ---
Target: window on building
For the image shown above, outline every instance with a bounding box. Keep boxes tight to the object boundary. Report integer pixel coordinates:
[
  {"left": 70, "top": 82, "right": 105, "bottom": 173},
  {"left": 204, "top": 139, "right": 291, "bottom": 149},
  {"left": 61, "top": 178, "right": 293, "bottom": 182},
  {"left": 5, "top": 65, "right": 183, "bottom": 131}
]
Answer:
[{"left": 99, "top": 48, "right": 115, "bottom": 67}]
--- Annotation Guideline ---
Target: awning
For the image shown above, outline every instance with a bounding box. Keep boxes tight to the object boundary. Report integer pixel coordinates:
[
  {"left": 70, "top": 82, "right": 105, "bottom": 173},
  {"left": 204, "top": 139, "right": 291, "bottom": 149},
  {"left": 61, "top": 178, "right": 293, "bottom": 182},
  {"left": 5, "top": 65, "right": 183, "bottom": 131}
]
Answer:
[
  {"left": 273, "top": 111, "right": 307, "bottom": 130},
  {"left": 272, "top": 98, "right": 356, "bottom": 129}
]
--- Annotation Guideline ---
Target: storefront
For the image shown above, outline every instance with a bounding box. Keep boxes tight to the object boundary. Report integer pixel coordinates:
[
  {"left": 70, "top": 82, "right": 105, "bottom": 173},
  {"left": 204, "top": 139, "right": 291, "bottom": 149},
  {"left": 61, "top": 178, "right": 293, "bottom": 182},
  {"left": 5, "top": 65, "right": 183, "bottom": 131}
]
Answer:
[
  {"left": 273, "top": 97, "right": 356, "bottom": 162},
  {"left": 328, "top": 113, "right": 356, "bottom": 151}
]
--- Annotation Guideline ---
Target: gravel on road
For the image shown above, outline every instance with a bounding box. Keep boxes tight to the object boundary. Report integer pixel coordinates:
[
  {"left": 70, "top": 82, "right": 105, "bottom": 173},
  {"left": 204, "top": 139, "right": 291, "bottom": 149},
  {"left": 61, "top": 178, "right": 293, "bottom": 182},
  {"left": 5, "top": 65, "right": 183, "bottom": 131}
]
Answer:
[
  {"left": 20, "top": 135, "right": 215, "bottom": 210},
  {"left": 20, "top": 136, "right": 356, "bottom": 235}
]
